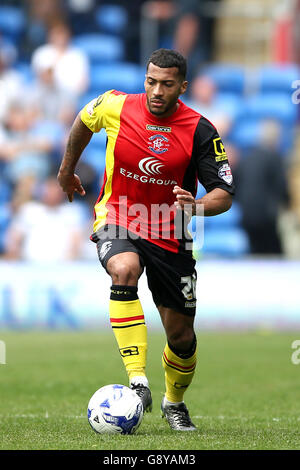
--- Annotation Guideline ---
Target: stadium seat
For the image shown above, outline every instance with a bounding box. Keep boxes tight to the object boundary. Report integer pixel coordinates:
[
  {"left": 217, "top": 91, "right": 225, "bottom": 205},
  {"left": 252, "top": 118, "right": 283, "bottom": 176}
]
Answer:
[
  {"left": 14, "top": 61, "right": 33, "bottom": 84},
  {"left": 0, "top": 203, "right": 11, "bottom": 253},
  {"left": 200, "top": 64, "right": 245, "bottom": 95},
  {"left": 96, "top": 5, "right": 128, "bottom": 35},
  {"left": 201, "top": 227, "right": 250, "bottom": 257},
  {"left": 196, "top": 184, "right": 206, "bottom": 200},
  {"left": 189, "top": 202, "right": 249, "bottom": 257},
  {"left": 229, "top": 119, "right": 261, "bottom": 151},
  {"left": 83, "top": 131, "right": 107, "bottom": 174},
  {"left": 72, "top": 34, "right": 125, "bottom": 64},
  {"left": 215, "top": 92, "right": 243, "bottom": 119},
  {"left": 204, "top": 202, "right": 242, "bottom": 230},
  {"left": 84, "top": 148, "right": 106, "bottom": 175},
  {"left": 230, "top": 117, "right": 294, "bottom": 154},
  {"left": 89, "top": 63, "right": 145, "bottom": 95},
  {"left": 0, "top": 6, "right": 25, "bottom": 43},
  {"left": 240, "top": 93, "right": 297, "bottom": 126},
  {"left": 88, "top": 130, "right": 107, "bottom": 151},
  {"left": 257, "top": 64, "right": 300, "bottom": 94},
  {"left": 0, "top": 178, "right": 12, "bottom": 205},
  {"left": 230, "top": 91, "right": 297, "bottom": 152}
]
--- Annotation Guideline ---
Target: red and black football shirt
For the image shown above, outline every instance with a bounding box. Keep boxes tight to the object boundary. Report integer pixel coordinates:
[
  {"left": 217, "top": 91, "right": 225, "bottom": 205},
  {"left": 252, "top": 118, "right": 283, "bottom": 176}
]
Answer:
[{"left": 81, "top": 90, "right": 235, "bottom": 253}]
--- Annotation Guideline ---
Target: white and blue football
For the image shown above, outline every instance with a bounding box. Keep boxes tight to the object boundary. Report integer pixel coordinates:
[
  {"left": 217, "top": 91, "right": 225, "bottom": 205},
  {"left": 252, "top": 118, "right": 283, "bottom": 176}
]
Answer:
[{"left": 87, "top": 384, "right": 143, "bottom": 434}]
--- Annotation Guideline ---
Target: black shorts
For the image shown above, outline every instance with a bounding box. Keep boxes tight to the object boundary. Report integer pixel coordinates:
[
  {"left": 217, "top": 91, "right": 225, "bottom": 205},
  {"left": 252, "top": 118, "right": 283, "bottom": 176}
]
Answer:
[{"left": 94, "top": 224, "right": 197, "bottom": 317}]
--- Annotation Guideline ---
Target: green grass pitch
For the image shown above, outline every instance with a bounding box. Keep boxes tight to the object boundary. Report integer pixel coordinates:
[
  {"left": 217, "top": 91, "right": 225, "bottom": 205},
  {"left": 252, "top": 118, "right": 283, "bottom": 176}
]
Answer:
[{"left": 0, "top": 330, "right": 299, "bottom": 450}]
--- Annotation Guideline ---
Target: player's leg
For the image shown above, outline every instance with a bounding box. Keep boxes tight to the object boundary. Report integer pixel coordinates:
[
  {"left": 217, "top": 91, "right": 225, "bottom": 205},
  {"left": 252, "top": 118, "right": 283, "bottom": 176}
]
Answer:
[
  {"left": 107, "top": 252, "right": 147, "bottom": 382},
  {"left": 97, "top": 243, "right": 152, "bottom": 412},
  {"left": 159, "top": 306, "right": 197, "bottom": 404},
  {"left": 158, "top": 306, "right": 197, "bottom": 430},
  {"left": 141, "top": 242, "right": 197, "bottom": 429}
]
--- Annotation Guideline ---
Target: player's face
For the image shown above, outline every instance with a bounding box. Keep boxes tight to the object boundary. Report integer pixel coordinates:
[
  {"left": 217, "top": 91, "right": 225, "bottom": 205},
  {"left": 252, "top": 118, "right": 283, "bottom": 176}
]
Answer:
[{"left": 145, "top": 63, "right": 188, "bottom": 118}]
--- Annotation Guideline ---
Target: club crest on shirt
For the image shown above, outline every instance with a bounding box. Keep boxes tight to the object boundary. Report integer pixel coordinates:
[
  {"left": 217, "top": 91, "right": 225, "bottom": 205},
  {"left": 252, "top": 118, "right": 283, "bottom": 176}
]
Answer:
[{"left": 148, "top": 134, "right": 169, "bottom": 154}]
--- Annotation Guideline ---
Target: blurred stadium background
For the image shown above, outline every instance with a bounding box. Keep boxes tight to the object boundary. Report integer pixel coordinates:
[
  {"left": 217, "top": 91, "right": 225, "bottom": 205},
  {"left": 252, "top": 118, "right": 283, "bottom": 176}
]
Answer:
[{"left": 0, "top": 0, "right": 300, "bottom": 331}]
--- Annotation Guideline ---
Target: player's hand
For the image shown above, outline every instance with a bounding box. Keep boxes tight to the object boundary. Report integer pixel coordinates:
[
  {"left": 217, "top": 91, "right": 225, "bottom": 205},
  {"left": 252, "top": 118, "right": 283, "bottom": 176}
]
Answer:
[
  {"left": 57, "top": 172, "right": 86, "bottom": 202},
  {"left": 173, "top": 185, "right": 196, "bottom": 217}
]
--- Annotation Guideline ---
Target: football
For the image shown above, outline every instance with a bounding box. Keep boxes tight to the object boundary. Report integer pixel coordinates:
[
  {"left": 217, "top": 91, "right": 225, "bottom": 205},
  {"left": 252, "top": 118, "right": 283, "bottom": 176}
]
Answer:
[{"left": 87, "top": 384, "right": 144, "bottom": 434}]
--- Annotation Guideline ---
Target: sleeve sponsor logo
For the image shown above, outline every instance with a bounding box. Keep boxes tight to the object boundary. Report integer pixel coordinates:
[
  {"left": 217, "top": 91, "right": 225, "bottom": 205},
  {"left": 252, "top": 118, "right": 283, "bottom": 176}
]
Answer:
[
  {"left": 86, "top": 94, "right": 104, "bottom": 116},
  {"left": 94, "top": 94, "right": 104, "bottom": 108},
  {"left": 218, "top": 163, "right": 233, "bottom": 185},
  {"left": 86, "top": 98, "right": 97, "bottom": 116},
  {"left": 213, "top": 137, "right": 228, "bottom": 162}
]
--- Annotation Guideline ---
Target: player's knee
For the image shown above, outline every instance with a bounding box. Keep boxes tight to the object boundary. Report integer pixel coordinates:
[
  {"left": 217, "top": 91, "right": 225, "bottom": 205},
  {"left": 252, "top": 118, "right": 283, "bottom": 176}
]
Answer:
[
  {"left": 168, "top": 327, "right": 195, "bottom": 353},
  {"left": 110, "top": 262, "right": 140, "bottom": 286}
]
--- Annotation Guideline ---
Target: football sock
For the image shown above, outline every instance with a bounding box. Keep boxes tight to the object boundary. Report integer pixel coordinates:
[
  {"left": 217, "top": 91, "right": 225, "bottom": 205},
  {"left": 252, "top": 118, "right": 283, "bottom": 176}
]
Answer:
[
  {"left": 163, "top": 396, "right": 183, "bottom": 406},
  {"left": 162, "top": 335, "right": 197, "bottom": 403},
  {"left": 130, "top": 376, "right": 149, "bottom": 388},
  {"left": 109, "top": 285, "right": 148, "bottom": 383}
]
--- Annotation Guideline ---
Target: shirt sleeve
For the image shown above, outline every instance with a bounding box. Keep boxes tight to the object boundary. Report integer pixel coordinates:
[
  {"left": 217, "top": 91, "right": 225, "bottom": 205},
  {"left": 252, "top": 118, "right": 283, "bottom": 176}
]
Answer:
[
  {"left": 80, "top": 90, "right": 114, "bottom": 133},
  {"left": 192, "top": 116, "right": 235, "bottom": 195}
]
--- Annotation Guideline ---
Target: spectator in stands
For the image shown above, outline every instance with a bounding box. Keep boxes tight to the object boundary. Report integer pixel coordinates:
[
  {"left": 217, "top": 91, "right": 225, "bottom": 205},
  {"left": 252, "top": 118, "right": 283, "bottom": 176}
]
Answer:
[
  {"left": 234, "top": 120, "right": 290, "bottom": 255},
  {"left": 172, "top": 0, "right": 202, "bottom": 72},
  {"left": 31, "top": 21, "right": 89, "bottom": 97},
  {"left": 24, "top": 0, "right": 66, "bottom": 56},
  {"left": 185, "top": 74, "right": 233, "bottom": 139},
  {"left": 4, "top": 176, "right": 86, "bottom": 262},
  {"left": 0, "top": 38, "right": 23, "bottom": 124},
  {"left": 142, "top": 0, "right": 218, "bottom": 77},
  {"left": 28, "top": 45, "right": 77, "bottom": 127},
  {"left": 0, "top": 100, "right": 62, "bottom": 209},
  {"left": 64, "top": 0, "right": 99, "bottom": 35}
]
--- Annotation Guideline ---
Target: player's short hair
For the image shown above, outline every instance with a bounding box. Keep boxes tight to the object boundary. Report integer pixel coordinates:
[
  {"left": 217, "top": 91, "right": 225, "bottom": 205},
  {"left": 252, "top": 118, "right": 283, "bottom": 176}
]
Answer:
[{"left": 146, "top": 49, "right": 187, "bottom": 81}]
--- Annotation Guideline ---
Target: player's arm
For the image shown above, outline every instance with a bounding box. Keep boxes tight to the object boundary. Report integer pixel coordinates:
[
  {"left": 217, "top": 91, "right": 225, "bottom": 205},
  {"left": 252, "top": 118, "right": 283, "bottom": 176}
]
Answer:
[
  {"left": 195, "top": 187, "right": 232, "bottom": 215},
  {"left": 57, "top": 112, "right": 93, "bottom": 202},
  {"left": 58, "top": 91, "right": 111, "bottom": 201},
  {"left": 173, "top": 186, "right": 232, "bottom": 216},
  {"left": 184, "top": 116, "right": 235, "bottom": 216}
]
